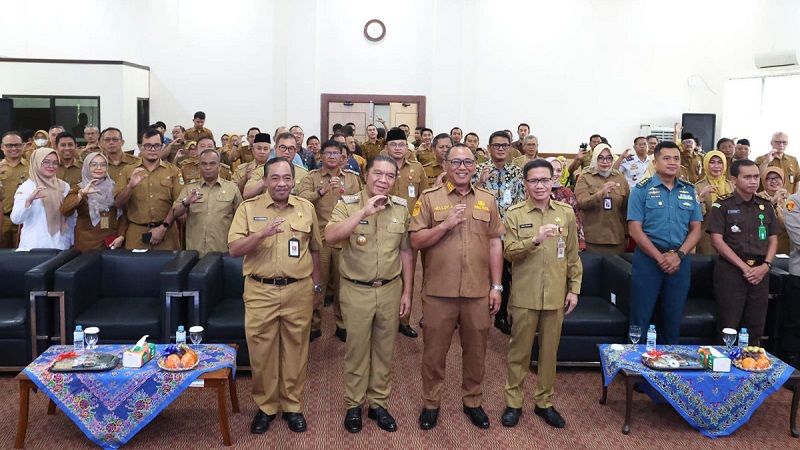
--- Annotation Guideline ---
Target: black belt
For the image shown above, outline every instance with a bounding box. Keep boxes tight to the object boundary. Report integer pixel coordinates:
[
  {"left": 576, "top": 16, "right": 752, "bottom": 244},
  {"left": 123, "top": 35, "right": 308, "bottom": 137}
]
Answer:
[
  {"left": 132, "top": 221, "right": 164, "bottom": 228},
  {"left": 249, "top": 275, "right": 299, "bottom": 286},
  {"left": 654, "top": 245, "right": 680, "bottom": 253},
  {"left": 343, "top": 275, "right": 398, "bottom": 288}
]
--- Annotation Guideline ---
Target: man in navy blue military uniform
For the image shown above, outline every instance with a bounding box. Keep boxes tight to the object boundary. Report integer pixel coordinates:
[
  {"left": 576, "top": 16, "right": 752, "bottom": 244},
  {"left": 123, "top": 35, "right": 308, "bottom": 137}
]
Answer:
[{"left": 627, "top": 141, "right": 703, "bottom": 344}]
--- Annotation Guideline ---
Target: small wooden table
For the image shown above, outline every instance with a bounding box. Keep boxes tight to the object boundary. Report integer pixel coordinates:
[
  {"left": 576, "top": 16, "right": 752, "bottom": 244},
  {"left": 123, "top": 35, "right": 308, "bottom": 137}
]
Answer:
[{"left": 14, "top": 344, "right": 240, "bottom": 448}]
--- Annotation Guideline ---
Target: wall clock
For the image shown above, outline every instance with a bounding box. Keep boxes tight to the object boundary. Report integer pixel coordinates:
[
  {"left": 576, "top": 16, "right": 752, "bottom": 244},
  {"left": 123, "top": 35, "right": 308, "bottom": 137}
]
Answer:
[{"left": 364, "top": 19, "right": 386, "bottom": 42}]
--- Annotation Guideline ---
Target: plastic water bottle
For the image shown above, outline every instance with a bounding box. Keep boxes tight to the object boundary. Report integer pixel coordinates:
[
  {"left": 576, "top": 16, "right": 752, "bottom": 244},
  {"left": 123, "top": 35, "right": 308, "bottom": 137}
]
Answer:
[
  {"left": 738, "top": 328, "right": 749, "bottom": 349},
  {"left": 176, "top": 325, "right": 186, "bottom": 345},
  {"left": 646, "top": 325, "right": 657, "bottom": 352},
  {"left": 73, "top": 325, "right": 85, "bottom": 352}
]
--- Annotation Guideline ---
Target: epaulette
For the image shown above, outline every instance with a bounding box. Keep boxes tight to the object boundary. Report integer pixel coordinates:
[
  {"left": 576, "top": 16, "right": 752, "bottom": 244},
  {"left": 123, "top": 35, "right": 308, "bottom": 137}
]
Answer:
[
  {"left": 343, "top": 169, "right": 360, "bottom": 176},
  {"left": 237, "top": 162, "right": 250, "bottom": 170},
  {"left": 507, "top": 202, "right": 526, "bottom": 212},
  {"left": 420, "top": 185, "right": 442, "bottom": 195},
  {"left": 390, "top": 195, "right": 407, "bottom": 207},
  {"left": 636, "top": 177, "right": 651, "bottom": 188},
  {"left": 755, "top": 192, "right": 772, "bottom": 202},
  {"left": 717, "top": 193, "right": 733, "bottom": 201},
  {"left": 187, "top": 178, "right": 198, "bottom": 184},
  {"left": 474, "top": 185, "right": 494, "bottom": 196},
  {"left": 341, "top": 194, "right": 360, "bottom": 204},
  {"left": 307, "top": 168, "right": 320, "bottom": 174},
  {"left": 220, "top": 163, "right": 230, "bottom": 169}
]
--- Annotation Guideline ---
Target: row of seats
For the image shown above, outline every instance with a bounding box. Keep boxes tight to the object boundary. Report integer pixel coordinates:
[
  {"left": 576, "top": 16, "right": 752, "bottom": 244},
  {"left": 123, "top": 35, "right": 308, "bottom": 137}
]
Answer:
[{"left": 0, "top": 250, "right": 791, "bottom": 369}]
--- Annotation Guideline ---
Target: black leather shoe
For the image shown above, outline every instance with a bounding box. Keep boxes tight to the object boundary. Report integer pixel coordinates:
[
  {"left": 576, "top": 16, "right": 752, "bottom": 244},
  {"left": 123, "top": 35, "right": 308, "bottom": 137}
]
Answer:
[
  {"left": 494, "top": 317, "right": 511, "bottom": 335},
  {"left": 250, "top": 410, "right": 275, "bottom": 434},
  {"left": 368, "top": 406, "right": 398, "bottom": 432},
  {"left": 343, "top": 407, "right": 362, "bottom": 433},
  {"left": 419, "top": 317, "right": 424, "bottom": 328},
  {"left": 282, "top": 412, "right": 308, "bottom": 432},
  {"left": 501, "top": 406, "right": 522, "bottom": 427},
  {"left": 324, "top": 295, "right": 334, "bottom": 306},
  {"left": 418, "top": 408, "right": 439, "bottom": 430},
  {"left": 309, "top": 329, "right": 322, "bottom": 343},
  {"left": 463, "top": 405, "right": 490, "bottom": 429},
  {"left": 398, "top": 324, "right": 418, "bottom": 338},
  {"left": 534, "top": 406, "right": 565, "bottom": 428},
  {"left": 334, "top": 327, "right": 347, "bottom": 342}
]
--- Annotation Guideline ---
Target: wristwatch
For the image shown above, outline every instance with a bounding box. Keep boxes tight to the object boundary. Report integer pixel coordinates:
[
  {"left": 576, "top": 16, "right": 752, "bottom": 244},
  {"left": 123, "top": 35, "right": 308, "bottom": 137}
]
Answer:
[
  {"left": 314, "top": 284, "right": 323, "bottom": 294},
  {"left": 764, "top": 261, "right": 773, "bottom": 269},
  {"left": 181, "top": 198, "right": 189, "bottom": 208},
  {"left": 491, "top": 284, "right": 504, "bottom": 292},
  {"left": 162, "top": 221, "right": 171, "bottom": 229},
  {"left": 676, "top": 250, "right": 686, "bottom": 260}
]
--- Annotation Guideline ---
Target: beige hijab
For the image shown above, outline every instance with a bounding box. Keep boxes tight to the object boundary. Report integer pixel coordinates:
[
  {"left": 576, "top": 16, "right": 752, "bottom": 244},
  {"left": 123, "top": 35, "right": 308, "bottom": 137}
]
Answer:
[{"left": 29, "top": 148, "right": 68, "bottom": 236}]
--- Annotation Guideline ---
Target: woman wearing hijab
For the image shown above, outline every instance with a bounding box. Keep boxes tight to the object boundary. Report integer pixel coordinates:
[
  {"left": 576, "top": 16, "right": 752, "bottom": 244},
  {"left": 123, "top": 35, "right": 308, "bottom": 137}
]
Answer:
[
  {"left": 694, "top": 150, "right": 735, "bottom": 254},
  {"left": 546, "top": 157, "right": 586, "bottom": 250},
  {"left": 24, "top": 130, "right": 50, "bottom": 159},
  {"left": 758, "top": 166, "right": 791, "bottom": 254},
  {"left": 61, "top": 152, "right": 126, "bottom": 250},
  {"left": 575, "top": 144, "right": 630, "bottom": 253},
  {"left": 10, "top": 148, "right": 73, "bottom": 250}
]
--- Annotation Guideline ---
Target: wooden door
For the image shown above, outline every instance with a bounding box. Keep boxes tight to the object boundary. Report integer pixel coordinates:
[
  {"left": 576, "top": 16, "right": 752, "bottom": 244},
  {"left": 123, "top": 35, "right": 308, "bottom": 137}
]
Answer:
[
  {"left": 389, "top": 102, "right": 418, "bottom": 129},
  {"left": 327, "top": 102, "right": 371, "bottom": 142}
]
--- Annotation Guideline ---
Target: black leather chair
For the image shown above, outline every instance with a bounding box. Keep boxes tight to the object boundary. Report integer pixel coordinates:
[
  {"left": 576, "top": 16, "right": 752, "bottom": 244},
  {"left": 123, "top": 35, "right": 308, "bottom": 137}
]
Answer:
[
  {"left": 620, "top": 253, "right": 717, "bottom": 344},
  {"left": 530, "top": 253, "right": 631, "bottom": 364},
  {"left": 765, "top": 256, "right": 791, "bottom": 354},
  {"left": 188, "top": 252, "right": 249, "bottom": 366},
  {"left": 55, "top": 250, "right": 198, "bottom": 344},
  {"left": 0, "top": 249, "right": 79, "bottom": 369}
]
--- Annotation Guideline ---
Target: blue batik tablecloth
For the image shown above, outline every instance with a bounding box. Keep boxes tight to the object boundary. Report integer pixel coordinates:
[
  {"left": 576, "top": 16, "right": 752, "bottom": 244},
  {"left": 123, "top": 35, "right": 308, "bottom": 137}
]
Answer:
[
  {"left": 23, "top": 344, "right": 236, "bottom": 449},
  {"left": 599, "top": 344, "right": 794, "bottom": 438}
]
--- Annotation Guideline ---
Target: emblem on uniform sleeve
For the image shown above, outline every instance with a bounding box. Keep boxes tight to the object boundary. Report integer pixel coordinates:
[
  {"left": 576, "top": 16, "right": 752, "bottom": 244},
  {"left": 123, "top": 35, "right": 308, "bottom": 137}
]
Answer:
[
  {"left": 787, "top": 200, "right": 796, "bottom": 212},
  {"left": 412, "top": 200, "right": 421, "bottom": 217}
]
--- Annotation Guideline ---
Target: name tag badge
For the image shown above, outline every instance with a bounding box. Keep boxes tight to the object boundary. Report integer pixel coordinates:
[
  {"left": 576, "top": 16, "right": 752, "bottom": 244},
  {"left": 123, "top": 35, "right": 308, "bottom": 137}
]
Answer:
[
  {"left": 100, "top": 215, "right": 110, "bottom": 229},
  {"left": 254, "top": 217, "right": 268, "bottom": 221},
  {"left": 288, "top": 237, "right": 300, "bottom": 258},
  {"left": 502, "top": 189, "right": 512, "bottom": 206},
  {"left": 678, "top": 194, "right": 693, "bottom": 200},
  {"left": 557, "top": 239, "right": 566, "bottom": 259},
  {"left": 603, "top": 197, "right": 612, "bottom": 210},
  {"left": 408, "top": 185, "right": 416, "bottom": 198},
  {"left": 519, "top": 223, "right": 533, "bottom": 229},
  {"left": 359, "top": 220, "right": 369, "bottom": 225}
]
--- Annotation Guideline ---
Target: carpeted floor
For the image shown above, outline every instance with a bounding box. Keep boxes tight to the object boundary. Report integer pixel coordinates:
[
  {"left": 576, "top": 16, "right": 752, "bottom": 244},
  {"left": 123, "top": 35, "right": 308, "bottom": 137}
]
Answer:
[{"left": 2, "top": 267, "right": 798, "bottom": 449}]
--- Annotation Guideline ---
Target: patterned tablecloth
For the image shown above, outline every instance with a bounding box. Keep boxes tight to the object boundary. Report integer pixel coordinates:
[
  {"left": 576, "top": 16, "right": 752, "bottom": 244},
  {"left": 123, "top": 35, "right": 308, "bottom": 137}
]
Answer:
[
  {"left": 23, "top": 344, "right": 236, "bottom": 449},
  {"left": 600, "top": 344, "right": 794, "bottom": 438}
]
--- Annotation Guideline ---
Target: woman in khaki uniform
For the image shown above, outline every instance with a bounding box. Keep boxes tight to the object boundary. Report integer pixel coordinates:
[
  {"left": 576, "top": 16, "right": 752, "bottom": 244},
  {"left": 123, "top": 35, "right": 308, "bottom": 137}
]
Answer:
[
  {"left": 574, "top": 144, "right": 630, "bottom": 253},
  {"left": 759, "top": 166, "right": 791, "bottom": 254},
  {"left": 61, "top": 152, "right": 126, "bottom": 250},
  {"left": 694, "top": 150, "right": 734, "bottom": 254}
]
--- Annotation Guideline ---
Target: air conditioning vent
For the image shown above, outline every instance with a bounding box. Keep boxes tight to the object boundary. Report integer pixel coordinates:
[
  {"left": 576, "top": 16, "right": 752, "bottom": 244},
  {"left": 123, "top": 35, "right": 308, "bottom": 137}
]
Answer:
[
  {"left": 755, "top": 50, "right": 799, "bottom": 69},
  {"left": 639, "top": 125, "right": 673, "bottom": 143}
]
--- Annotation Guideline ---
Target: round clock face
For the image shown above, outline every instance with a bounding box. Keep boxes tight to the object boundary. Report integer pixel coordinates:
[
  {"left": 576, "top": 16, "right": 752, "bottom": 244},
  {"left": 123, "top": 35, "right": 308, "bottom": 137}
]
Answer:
[{"left": 364, "top": 19, "right": 386, "bottom": 42}]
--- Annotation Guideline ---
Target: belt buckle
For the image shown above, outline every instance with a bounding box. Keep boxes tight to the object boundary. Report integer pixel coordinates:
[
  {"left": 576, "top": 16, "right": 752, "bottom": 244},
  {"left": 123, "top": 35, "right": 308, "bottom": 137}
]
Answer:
[
  {"left": 746, "top": 259, "right": 756, "bottom": 267},
  {"left": 274, "top": 277, "right": 287, "bottom": 285},
  {"left": 371, "top": 280, "right": 383, "bottom": 288}
]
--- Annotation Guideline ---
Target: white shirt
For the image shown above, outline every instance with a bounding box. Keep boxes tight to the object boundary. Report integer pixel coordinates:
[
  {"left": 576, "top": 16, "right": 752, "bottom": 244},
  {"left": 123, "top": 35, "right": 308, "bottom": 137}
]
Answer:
[
  {"left": 10, "top": 179, "right": 75, "bottom": 251},
  {"left": 619, "top": 154, "right": 650, "bottom": 187}
]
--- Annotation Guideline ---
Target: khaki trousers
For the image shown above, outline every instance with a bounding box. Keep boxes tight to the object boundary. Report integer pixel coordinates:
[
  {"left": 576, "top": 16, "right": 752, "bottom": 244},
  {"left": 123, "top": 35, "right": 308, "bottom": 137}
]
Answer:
[
  {"left": 340, "top": 277, "right": 402, "bottom": 409},
  {"left": 313, "top": 244, "right": 343, "bottom": 331},
  {"left": 504, "top": 306, "right": 564, "bottom": 409},
  {"left": 421, "top": 294, "right": 490, "bottom": 409},
  {"left": 584, "top": 242, "right": 626, "bottom": 254},
  {"left": 0, "top": 214, "right": 18, "bottom": 248},
  {"left": 244, "top": 276, "right": 313, "bottom": 415}
]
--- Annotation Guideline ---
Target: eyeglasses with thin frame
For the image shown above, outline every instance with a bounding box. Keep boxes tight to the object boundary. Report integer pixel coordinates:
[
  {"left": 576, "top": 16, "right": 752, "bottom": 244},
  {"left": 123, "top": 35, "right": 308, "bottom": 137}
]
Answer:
[
  {"left": 525, "top": 177, "right": 553, "bottom": 186},
  {"left": 387, "top": 142, "right": 407, "bottom": 149},
  {"left": 41, "top": 159, "right": 59, "bottom": 168},
  {"left": 490, "top": 143, "right": 511, "bottom": 149},
  {"left": 322, "top": 151, "right": 341, "bottom": 158},
  {"left": 142, "top": 143, "right": 163, "bottom": 151},
  {"left": 447, "top": 158, "right": 476, "bottom": 168},
  {"left": 766, "top": 176, "right": 783, "bottom": 183},
  {"left": 102, "top": 137, "right": 121, "bottom": 143},
  {"left": 88, "top": 162, "right": 108, "bottom": 169},
  {"left": 2, "top": 143, "right": 23, "bottom": 149},
  {"left": 597, "top": 156, "right": 614, "bottom": 162},
  {"left": 773, "top": 140, "right": 789, "bottom": 146}
]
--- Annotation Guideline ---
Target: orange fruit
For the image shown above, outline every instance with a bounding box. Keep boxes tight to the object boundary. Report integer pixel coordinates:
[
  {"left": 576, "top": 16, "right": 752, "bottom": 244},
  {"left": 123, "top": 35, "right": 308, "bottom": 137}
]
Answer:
[
  {"left": 741, "top": 357, "right": 756, "bottom": 369},
  {"left": 180, "top": 352, "right": 197, "bottom": 368},
  {"left": 164, "top": 354, "right": 181, "bottom": 369},
  {"left": 756, "top": 357, "right": 770, "bottom": 369}
]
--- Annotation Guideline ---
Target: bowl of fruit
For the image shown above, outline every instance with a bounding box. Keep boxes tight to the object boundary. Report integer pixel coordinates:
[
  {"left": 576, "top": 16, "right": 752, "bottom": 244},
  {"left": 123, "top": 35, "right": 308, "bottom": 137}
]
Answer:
[
  {"left": 157, "top": 344, "right": 199, "bottom": 372},
  {"left": 730, "top": 346, "right": 772, "bottom": 372}
]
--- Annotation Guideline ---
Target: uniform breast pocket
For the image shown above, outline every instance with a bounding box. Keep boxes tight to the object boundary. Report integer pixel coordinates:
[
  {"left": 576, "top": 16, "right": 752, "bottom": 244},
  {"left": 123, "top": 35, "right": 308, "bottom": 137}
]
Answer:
[
  {"left": 387, "top": 222, "right": 406, "bottom": 234},
  {"left": 432, "top": 209, "right": 452, "bottom": 224},
  {"left": 517, "top": 225, "right": 536, "bottom": 238},
  {"left": 645, "top": 198, "right": 665, "bottom": 209},
  {"left": 157, "top": 178, "right": 174, "bottom": 199},
  {"left": 472, "top": 209, "right": 491, "bottom": 234}
]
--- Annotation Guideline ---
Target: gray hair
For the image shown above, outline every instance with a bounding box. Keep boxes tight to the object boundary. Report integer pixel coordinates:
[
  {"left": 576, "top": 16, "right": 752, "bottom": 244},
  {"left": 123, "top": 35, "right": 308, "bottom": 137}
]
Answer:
[
  {"left": 523, "top": 134, "right": 538, "bottom": 145},
  {"left": 772, "top": 131, "right": 789, "bottom": 141}
]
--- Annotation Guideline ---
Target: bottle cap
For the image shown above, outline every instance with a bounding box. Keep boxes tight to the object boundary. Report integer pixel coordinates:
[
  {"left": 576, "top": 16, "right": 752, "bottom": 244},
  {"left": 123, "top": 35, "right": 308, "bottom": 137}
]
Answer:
[
  {"left": 649, "top": 324, "right": 655, "bottom": 329},
  {"left": 76, "top": 325, "right": 82, "bottom": 331},
  {"left": 178, "top": 325, "right": 185, "bottom": 331},
  {"left": 741, "top": 328, "right": 747, "bottom": 332}
]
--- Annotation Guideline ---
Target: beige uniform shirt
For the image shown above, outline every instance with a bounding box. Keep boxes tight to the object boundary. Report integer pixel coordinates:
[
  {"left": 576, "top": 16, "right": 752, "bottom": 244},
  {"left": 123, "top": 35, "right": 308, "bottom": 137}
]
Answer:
[
  {"left": 297, "top": 168, "right": 362, "bottom": 229},
  {"left": 228, "top": 194, "right": 322, "bottom": 279},
  {"left": 107, "top": 153, "right": 139, "bottom": 182},
  {"left": 422, "top": 160, "right": 444, "bottom": 186},
  {"left": 246, "top": 163, "right": 308, "bottom": 195},
  {"left": 175, "top": 178, "right": 243, "bottom": 256},
  {"left": 114, "top": 160, "right": 184, "bottom": 224},
  {"left": 232, "top": 161, "right": 261, "bottom": 184},
  {"left": 0, "top": 159, "right": 29, "bottom": 214},
  {"left": 185, "top": 127, "right": 214, "bottom": 142},
  {"left": 360, "top": 140, "right": 385, "bottom": 162},
  {"left": 391, "top": 159, "right": 429, "bottom": 215},
  {"left": 56, "top": 159, "right": 83, "bottom": 186},
  {"left": 409, "top": 182, "right": 504, "bottom": 298},
  {"left": 503, "top": 199, "right": 583, "bottom": 310},
  {"left": 574, "top": 169, "right": 630, "bottom": 245},
  {"left": 328, "top": 191, "right": 410, "bottom": 281}
]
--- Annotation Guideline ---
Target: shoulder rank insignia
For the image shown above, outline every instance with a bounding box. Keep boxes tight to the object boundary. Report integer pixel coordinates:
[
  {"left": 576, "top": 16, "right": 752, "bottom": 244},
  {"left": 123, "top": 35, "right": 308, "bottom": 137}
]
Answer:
[
  {"left": 636, "top": 177, "right": 651, "bottom": 188},
  {"left": 390, "top": 195, "right": 407, "bottom": 207},
  {"left": 342, "top": 194, "right": 360, "bottom": 204}
]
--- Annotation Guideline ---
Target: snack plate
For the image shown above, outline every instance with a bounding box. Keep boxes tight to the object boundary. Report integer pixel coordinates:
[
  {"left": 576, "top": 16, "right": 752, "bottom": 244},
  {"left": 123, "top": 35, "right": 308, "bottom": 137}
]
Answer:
[
  {"left": 732, "top": 359, "right": 771, "bottom": 372},
  {"left": 642, "top": 352, "right": 706, "bottom": 371},
  {"left": 50, "top": 353, "right": 120, "bottom": 372},
  {"left": 157, "top": 357, "right": 199, "bottom": 372}
]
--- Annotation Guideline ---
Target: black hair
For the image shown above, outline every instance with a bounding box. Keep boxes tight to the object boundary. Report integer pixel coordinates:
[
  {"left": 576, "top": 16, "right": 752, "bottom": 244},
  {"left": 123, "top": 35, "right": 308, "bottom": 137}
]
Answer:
[
  {"left": 332, "top": 123, "right": 343, "bottom": 133},
  {"left": 399, "top": 124, "right": 409, "bottom": 129},
  {"left": 465, "top": 132, "right": 479, "bottom": 142},
  {"left": 341, "top": 125, "right": 355, "bottom": 137},
  {"left": 193, "top": 111, "right": 206, "bottom": 120},
  {"left": 20, "top": 129, "right": 35, "bottom": 142},
  {"left": 2, "top": 130, "right": 22, "bottom": 141},
  {"left": 489, "top": 130, "right": 510, "bottom": 144},
  {"left": 681, "top": 132, "right": 696, "bottom": 141},
  {"left": 450, "top": 127, "right": 462, "bottom": 134},
  {"left": 320, "top": 140, "right": 343, "bottom": 153},
  {"left": 730, "top": 159, "right": 757, "bottom": 177},
  {"left": 307, "top": 135, "right": 320, "bottom": 145},
  {"left": 101, "top": 127, "right": 123, "bottom": 140},
  {"left": 646, "top": 135, "right": 659, "bottom": 142},
  {"left": 141, "top": 127, "right": 164, "bottom": 144},
  {"left": 518, "top": 123, "right": 530, "bottom": 130},
  {"left": 377, "top": 128, "right": 386, "bottom": 139},
  {"left": 275, "top": 132, "right": 296, "bottom": 145},
  {"left": 247, "top": 127, "right": 261, "bottom": 134},
  {"left": 420, "top": 127, "right": 433, "bottom": 135},
  {"left": 196, "top": 136, "right": 216, "bottom": 147},
  {"left": 199, "top": 148, "right": 220, "bottom": 160},
  {"left": 433, "top": 133, "right": 453, "bottom": 148},
  {"left": 716, "top": 138, "right": 734, "bottom": 149},
  {"left": 634, "top": 136, "right": 646, "bottom": 145},
  {"left": 264, "top": 157, "right": 295, "bottom": 178},
  {"left": 444, "top": 143, "right": 473, "bottom": 160},
  {"left": 590, "top": 134, "right": 602, "bottom": 141},
  {"left": 737, "top": 138, "right": 751, "bottom": 146},
  {"left": 55, "top": 132, "right": 76, "bottom": 146},
  {"left": 654, "top": 141, "right": 680, "bottom": 158},
  {"left": 366, "top": 154, "right": 399, "bottom": 174},
  {"left": 523, "top": 158, "right": 554, "bottom": 179}
]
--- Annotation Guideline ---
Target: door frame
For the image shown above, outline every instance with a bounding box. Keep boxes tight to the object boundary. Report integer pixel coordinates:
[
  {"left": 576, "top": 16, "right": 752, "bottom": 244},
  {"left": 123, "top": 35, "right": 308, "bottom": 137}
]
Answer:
[{"left": 320, "top": 93, "right": 426, "bottom": 139}]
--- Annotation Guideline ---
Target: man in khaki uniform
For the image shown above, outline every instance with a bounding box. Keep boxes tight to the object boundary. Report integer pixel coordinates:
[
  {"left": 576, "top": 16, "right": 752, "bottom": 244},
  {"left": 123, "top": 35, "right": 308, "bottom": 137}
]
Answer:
[
  {"left": 326, "top": 154, "right": 414, "bottom": 433},
  {"left": 679, "top": 132, "right": 705, "bottom": 184},
  {"left": 228, "top": 157, "right": 322, "bottom": 435},
  {"left": 244, "top": 133, "right": 308, "bottom": 199},
  {"left": 161, "top": 125, "right": 187, "bottom": 163},
  {"left": 55, "top": 132, "right": 83, "bottom": 186},
  {"left": 415, "top": 128, "right": 435, "bottom": 165},
  {"left": 360, "top": 118, "right": 388, "bottom": 162},
  {"left": 756, "top": 131, "right": 799, "bottom": 193},
  {"left": 298, "top": 140, "right": 362, "bottom": 342},
  {"left": 0, "top": 131, "right": 29, "bottom": 248},
  {"left": 568, "top": 134, "right": 602, "bottom": 178},
  {"left": 410, "top": 144, "right": 504, "bottom": 430},
  {"left": 184, "top": 111, "right": 214, "bottom": 142},
  {"left": 386, "top": 127, "right": 429, "bottom": 338},
  {"left": 99, "top": 127, "right": 139, "bottom": 182},
  {"left": 232, "top": 133, "right": 271, "bottom": 194},
  {"left": 78, "top": 126, "right": 101, "bottom": 158},
  {"left": 114, "top": 128, "right": 183, "bottom": 250},
  {"left": 501, "top": 158, "right": 582, "bottom": 429},
  {"left": 511, "top": 135, "right": 539, "bottom": 169},
  {"left": 422, "top": 133, "right": 451, "bottom": 187},
  {"left": 173, "top": 148, "right": 242, "bottom": 257},
  {"left": 180, "top": 137, "right": 232, "bottom": 183}
]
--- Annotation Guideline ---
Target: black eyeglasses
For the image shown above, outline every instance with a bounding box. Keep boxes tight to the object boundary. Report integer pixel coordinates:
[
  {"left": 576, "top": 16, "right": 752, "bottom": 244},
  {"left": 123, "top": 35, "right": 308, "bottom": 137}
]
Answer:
[{"left": 447, "top": 159, "right": 476, "bottom": 168}]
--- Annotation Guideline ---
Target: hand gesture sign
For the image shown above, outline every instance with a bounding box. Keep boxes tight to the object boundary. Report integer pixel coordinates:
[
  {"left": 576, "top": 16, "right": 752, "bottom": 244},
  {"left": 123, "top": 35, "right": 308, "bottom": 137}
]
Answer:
[
  {"left": 260, "top": 217, "right": 286, "bottom": 238},
  {"left": 442, "top": 204, "right": 467, "bottom": 230},
  {"left": 129, "top": 167, "right": 148, "bottom": 187},
  {"left": 361, "top": 195, "right": 388, "bottom": 217}
]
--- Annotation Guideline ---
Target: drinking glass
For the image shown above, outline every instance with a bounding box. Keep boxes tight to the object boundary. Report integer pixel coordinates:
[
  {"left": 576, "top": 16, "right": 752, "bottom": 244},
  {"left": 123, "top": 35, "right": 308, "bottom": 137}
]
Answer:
[
  {"left": 189, "top": 326, "right": 204, "bottom": 351},
  {"left": 628, "top": 325, "right": 641, "bottom": 348},
  {"left": 84, "top": 327, "right": 99, "bottom": 351},
  {"left": 722, "top": 328, "right": 737, "bottom": 352}
]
